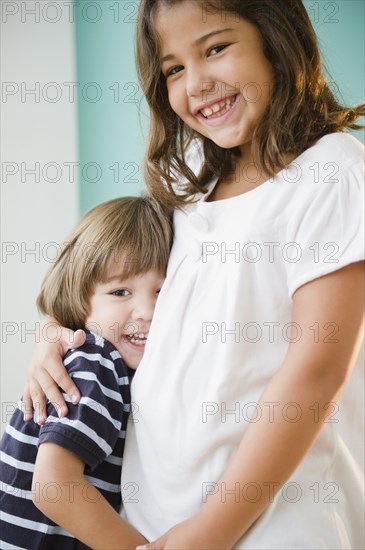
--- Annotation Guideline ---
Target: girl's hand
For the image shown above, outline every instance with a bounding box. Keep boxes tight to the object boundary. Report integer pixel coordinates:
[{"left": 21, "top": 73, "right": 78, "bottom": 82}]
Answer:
[
  {"left": 22, "top": 320, "right": 85, "bottom": 423},
  {"left": 136, "top": 515, "right": 235, "bottom": 550}
]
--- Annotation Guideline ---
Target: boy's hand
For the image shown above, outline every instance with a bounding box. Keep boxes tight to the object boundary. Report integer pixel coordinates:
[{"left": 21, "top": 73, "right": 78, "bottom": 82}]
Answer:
[
  {"left": 22, "top": 321, "right": 85, "bottom": 423},
  {"left": 136, "top": 515, "right": 235, "bottom": 550}
]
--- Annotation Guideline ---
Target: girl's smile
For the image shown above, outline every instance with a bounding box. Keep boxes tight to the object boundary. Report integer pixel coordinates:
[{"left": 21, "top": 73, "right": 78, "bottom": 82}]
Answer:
[
  {"left": 156, "top": 0, "right": 273, "bottom": 154},
  {"left": 195, "top": 93, "right": 240, "bottom": 126}
]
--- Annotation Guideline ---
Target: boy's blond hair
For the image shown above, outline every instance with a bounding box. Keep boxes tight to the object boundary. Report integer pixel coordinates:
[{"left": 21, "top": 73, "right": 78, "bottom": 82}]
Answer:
[{"left": 37, "top": 196, "right": 173, "bottom": 330}]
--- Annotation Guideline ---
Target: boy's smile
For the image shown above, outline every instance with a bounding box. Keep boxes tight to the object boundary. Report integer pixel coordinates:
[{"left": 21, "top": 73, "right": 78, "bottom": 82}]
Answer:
[
  {"left": 157, "top": 0, "right": 273, "bottom": 155},
  {"left": 85, "top": 264, "right": 165, "bottom": 369}
]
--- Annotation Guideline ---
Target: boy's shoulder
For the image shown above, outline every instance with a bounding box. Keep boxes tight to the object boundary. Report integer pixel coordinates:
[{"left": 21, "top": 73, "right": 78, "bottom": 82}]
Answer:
[
  {"left": 76, "top": 330, "right": 119, "bottom": 354},
  {"left": 64, "top": 331, "right": 132, "bottom": 380}
]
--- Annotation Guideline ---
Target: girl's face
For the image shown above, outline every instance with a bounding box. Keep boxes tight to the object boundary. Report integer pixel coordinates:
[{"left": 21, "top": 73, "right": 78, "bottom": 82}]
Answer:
[
  {"left": 86, "top": 265, "right": 165, "bottom": 370},
  {"left": 156, "top": 1, "right": 273, "bottom": 153}
]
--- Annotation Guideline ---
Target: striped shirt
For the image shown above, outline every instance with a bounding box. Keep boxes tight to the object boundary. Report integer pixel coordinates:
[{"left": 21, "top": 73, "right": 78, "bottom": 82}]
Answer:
[{"left": 0, "top": 332, "right": 132, "bottom": 550}]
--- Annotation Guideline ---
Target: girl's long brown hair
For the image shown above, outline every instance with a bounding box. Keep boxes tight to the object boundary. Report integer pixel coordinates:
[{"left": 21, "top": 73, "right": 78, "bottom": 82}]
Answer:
[{"left": 136, "top": 0, "right": 364, "bottom": 208}]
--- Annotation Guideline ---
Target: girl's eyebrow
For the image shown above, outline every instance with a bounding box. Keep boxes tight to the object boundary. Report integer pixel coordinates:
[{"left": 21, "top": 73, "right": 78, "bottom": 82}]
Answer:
[{"left": 160, "top": 28, "right": 234, "bottom": 64}]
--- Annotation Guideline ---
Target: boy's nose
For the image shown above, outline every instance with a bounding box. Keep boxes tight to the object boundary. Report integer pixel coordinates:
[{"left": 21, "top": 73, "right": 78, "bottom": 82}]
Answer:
[{"left": 130, "top": 298, "right": 155, "bottom": 322}]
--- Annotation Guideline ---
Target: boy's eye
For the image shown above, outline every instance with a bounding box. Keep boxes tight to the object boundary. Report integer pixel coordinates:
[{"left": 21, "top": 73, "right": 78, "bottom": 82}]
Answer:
[
  {"left": 208, "top": 44, "right": 228, "bottom": 56},
  {"left": 111, "top": 289, "right": 130, "bottom": 297},
  {"left": 165, "top": 65, "right": 183, "bottom": 78}
]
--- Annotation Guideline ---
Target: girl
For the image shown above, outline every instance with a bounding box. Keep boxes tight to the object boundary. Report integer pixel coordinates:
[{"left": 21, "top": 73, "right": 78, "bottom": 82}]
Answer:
[{"left": 23, "top": 1, "right": 364, "bottom": 548}]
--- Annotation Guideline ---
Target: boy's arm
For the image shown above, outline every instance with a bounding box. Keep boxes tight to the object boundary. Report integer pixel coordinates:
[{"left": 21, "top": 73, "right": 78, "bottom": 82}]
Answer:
[
  {"left": 33, "top": 442, "right": 148, "bottom": 549},
  {"left": 137, "top": 261, "right": 364, "bottom": 549}
]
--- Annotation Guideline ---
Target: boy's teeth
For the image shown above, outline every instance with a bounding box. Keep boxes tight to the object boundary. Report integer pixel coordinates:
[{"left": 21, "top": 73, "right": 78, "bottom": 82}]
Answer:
[
  {"left": 128, "top": 332, "right": 148, "bottom": 345},
  {"left": 201, "top": 96, "right": 235, "bottom": 119}
]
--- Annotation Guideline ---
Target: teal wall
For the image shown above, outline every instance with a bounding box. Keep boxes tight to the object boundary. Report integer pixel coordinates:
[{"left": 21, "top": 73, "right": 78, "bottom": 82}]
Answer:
[
  {"left": 303, "top": 0, "right": 364, "bottom": 117},
  {"left": 75, "top": 1, "right": 147, "bottom": 213},
  {"left": 76, "top": 0, "right": 364, "bottom": 214}
]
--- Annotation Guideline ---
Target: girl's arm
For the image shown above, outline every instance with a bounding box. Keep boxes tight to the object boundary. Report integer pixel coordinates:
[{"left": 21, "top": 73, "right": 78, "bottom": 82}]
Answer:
[
  {"left": 23, "top": 322, "right": 85, "bottom": 423},
  {"left": 33, "top": 442, "right": 148, "bottom": 549},
  {"left": 138, "top": 260, "right": 364, "bottom": 550}
]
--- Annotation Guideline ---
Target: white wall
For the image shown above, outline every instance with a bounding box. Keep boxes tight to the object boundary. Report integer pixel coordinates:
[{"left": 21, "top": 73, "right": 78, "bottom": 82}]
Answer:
[{"left": 1, "top": 1, "right": 79, "bottom": 434}]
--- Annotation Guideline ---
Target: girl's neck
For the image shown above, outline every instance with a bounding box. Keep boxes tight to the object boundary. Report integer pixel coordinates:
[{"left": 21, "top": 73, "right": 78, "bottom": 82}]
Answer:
[
  {"left": 207, "top": 147, "right": 296, "bottom": 202},
  {"left": 207, "top": 145, "right": 266, "bottom": 202}
]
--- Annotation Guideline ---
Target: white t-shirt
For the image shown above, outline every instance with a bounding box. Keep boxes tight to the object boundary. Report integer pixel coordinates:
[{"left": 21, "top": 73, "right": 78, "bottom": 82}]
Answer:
[{"left": 122, "top": 133, "right": 364, "bottom": 549}]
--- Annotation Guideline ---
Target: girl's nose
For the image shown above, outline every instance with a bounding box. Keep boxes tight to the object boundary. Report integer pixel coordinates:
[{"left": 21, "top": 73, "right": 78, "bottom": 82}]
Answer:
[{"left": 186, "top": 65, "right": 216, "bottom": 99}]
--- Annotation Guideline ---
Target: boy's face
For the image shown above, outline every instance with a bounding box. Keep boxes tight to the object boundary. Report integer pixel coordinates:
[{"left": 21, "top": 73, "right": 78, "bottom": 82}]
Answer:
[{"left": 85, "top": 263, "right": 165, "bottom": 369}]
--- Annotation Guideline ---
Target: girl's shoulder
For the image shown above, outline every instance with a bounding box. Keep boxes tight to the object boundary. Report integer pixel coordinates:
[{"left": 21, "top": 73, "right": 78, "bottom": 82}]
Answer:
[
  {"left": 279, "top": 132, "right": 364, "bottom": 234},
  {"left": 165, "top": 138, "right": 205, "bottom": 197},
  {"left": 302, "top": 132, "right": 364, "bottom": 172},
  {"left": 185, "top": 138, "right": 205, "bottom": 174}
]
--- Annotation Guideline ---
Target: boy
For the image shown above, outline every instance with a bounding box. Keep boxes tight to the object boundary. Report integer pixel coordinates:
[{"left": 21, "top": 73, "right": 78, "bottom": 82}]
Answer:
[{"left": 0, "top": 196, "right": 173, "bottom": 549}]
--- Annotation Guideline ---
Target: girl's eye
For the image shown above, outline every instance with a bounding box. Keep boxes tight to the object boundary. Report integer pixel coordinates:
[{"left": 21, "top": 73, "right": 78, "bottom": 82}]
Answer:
[
  {"left": 111, "top": 289, "right": 130, "bottom": 297},
  {"left": 165, "top": 65, "right": 183, "bottom": 78},
  {"left": 208, "top": 44, "right": 228, "bottom": 57}
]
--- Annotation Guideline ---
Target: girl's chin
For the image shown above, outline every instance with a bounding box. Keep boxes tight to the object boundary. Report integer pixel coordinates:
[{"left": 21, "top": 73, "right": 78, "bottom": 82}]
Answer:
[{"left": 198, "top": 128, "right": 250, "bottom": 151}]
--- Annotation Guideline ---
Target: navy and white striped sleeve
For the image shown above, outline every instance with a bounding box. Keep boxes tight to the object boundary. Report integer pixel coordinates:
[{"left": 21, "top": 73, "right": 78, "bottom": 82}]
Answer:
[{"left": 38, "top": 338, "right": 131, "bottom": 471}]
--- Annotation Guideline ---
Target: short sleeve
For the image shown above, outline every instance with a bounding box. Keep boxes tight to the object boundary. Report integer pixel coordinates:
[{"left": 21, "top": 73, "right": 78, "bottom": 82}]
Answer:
[
  {"left": 38, "top": 344, "right": 129, "bottom": 471},
  {"left": 285, "top": 161, "right": 364, "bottom": 298}
]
